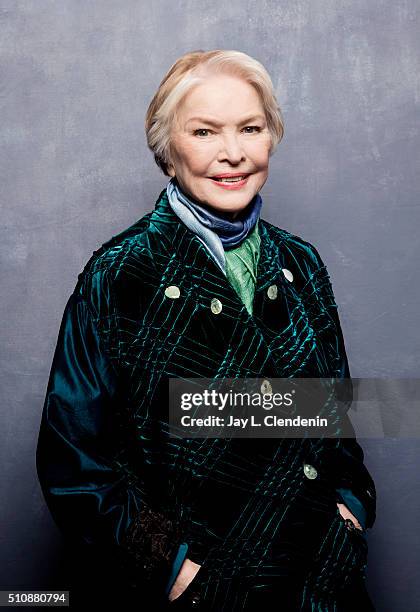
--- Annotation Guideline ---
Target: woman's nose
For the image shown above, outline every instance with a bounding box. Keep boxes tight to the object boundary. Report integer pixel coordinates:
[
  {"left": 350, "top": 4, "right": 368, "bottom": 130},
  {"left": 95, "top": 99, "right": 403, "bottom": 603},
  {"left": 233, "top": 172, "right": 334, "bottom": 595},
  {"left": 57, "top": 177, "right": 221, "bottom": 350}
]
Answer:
[{"left": 218, "top": 135, "right": 245, "bottom": 163}]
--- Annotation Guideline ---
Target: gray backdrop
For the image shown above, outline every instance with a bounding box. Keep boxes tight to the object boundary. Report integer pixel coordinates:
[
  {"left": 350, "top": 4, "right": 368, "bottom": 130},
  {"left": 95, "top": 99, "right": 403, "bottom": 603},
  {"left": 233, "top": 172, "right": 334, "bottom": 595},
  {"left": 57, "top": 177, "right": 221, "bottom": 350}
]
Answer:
[{"left": 1, "top": 1, "right": 419, "bottom": 610}]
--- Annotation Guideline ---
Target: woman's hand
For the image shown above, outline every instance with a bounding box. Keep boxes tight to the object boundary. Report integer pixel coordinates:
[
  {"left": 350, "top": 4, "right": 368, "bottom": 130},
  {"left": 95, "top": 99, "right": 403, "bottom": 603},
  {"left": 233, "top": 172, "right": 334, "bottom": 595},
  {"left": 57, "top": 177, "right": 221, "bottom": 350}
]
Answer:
[
  {"left": 168, "top": 558, "right": 202, "bottom": 602},
  {"left": 167, "top": 506, "right": 361, "bottom": 603},
  {"left": 336, "top": 502, "right": 363, "bottom": 531}
]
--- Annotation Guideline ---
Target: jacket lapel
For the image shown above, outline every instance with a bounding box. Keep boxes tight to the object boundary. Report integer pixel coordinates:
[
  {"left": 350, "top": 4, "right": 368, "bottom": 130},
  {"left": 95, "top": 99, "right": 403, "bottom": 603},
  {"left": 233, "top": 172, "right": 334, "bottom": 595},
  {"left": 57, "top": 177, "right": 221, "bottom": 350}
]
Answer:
[{"left": 150, "top": 189, "right": 302, "bottom": 378}]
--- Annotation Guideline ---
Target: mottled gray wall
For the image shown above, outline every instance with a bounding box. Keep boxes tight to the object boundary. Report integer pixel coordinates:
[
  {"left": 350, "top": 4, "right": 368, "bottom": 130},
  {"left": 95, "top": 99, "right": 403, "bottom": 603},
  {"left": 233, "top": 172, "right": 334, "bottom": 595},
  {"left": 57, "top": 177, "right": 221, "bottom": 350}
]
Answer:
[{"left": 1, "top": 1, "right": 419, "bottom": 610}]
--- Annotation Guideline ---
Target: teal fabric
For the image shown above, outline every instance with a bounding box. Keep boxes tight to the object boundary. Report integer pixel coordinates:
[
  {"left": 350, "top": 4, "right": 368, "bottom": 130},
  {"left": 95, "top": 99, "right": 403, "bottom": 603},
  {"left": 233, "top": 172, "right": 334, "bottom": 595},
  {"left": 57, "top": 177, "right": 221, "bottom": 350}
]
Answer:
[
  {"left": 166, "top": 488, "right": 366, "bottom": 595},
  {"left": 166, "top": 209, "right": 366, "bottom": 594},
  {"left": 336, "top": 488, "right": 367, "bottom": 531},
  {"left": 165, "top": 542, "right": 189, "bottom": 596},
  {"left": 226, "top": 224, "right": 368, "bottom": 531},
  {"left": 36, "top": 187, "right": 377, "bottom": 609},
  {"left": 165, "top": 223, "right": 261, "bottom": 594},
  {"left": 170, "top": 202, "right": 368, "bottom": 535}
]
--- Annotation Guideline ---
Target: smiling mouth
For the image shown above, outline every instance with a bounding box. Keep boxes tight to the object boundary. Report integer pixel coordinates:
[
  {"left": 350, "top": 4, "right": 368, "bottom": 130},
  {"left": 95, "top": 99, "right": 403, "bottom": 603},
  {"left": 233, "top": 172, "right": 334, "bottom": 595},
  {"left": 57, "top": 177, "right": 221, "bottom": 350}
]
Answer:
[{"left": 209, "top": 174, "right": 250, "bottom": 183}]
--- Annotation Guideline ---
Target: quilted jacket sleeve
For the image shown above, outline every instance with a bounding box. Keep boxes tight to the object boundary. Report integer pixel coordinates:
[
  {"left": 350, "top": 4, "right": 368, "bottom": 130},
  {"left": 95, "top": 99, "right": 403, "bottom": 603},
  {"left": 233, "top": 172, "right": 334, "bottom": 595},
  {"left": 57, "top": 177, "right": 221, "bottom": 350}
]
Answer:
[
  {"left": 303, "top": 244, "right": 377, "bottom": 529},
  {"left": 36, "top": 287, "right": 185, "bottom": 592}
]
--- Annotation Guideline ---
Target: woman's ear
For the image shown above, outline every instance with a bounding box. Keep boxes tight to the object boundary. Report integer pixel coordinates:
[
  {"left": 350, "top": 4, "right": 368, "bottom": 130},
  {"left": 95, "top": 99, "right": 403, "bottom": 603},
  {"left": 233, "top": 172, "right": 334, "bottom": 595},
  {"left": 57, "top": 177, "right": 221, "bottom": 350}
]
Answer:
[{"left": 166, "top": 139, "right": 178, "bottom": 177}]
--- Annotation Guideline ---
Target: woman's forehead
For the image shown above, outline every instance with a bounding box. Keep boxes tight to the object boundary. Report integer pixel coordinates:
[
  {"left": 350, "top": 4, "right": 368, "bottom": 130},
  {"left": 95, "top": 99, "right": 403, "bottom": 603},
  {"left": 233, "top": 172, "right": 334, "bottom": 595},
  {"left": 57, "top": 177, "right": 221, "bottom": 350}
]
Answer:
[
  {"left": 184, "top": 113, "right": 266, "bottom": 127},
  {"left": 176, "top": 78, "right": 265, "bottom": 121}
]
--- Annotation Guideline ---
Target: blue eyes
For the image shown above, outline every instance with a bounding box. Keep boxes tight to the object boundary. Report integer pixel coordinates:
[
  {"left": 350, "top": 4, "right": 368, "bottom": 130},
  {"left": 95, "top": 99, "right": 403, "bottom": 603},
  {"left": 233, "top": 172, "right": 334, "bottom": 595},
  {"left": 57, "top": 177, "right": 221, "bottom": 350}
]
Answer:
[{"left": 193, "top": 126, "right": 262, "bottom": 137}]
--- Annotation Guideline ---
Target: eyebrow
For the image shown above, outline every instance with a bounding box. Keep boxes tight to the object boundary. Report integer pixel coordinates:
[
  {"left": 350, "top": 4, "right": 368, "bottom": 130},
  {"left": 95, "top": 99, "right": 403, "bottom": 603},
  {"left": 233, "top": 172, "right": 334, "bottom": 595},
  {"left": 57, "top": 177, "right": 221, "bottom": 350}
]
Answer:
[{"left": 185, "top": 114, "right": 266, "bottom": 127}]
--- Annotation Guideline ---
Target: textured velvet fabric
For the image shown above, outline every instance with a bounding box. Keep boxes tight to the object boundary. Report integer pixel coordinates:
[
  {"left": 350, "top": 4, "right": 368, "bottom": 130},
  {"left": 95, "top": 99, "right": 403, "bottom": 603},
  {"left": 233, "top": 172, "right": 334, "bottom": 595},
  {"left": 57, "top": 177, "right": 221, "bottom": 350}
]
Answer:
[
  {"left": 165, "top": 220, "right": 263, "bottom": 596},
  {"left": 36, "top": 187, "right": 376, "bottom": 610},
  {"left": 164, "top": 212, "right": 367, "bottom": 597}
]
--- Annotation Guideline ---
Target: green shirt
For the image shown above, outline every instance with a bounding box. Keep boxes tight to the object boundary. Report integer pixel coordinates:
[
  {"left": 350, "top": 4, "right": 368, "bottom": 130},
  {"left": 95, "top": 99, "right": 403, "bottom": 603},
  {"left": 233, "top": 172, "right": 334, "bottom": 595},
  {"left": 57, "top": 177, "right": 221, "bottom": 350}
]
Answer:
[{"left": 225, "top": 220, "right": 261, "bottom": 315}]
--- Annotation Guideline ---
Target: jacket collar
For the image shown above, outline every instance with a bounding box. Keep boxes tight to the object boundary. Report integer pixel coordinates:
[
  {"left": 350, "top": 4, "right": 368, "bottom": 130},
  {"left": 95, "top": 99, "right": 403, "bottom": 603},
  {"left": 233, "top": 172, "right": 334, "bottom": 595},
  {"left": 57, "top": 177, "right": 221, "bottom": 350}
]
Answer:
[{"left": 150, "top": 187, "right": 294, "bottom": 324}]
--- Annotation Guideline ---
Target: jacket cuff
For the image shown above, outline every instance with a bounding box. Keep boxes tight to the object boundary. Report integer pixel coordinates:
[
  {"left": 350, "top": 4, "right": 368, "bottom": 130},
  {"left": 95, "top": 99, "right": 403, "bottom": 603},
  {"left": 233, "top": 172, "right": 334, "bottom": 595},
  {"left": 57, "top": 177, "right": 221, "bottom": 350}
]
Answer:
[
  {"left": 335, "top": 487, "right": 367, "bottom": 530},
  {"left": 305, "top": 439, "right": 376, "bottom": 529},
  {"left": 165, "top": 543, "right": 189, "bottom": 595},
  {"left": 330, "top": 443, "right": 377, "bottom": 529},
  {"left": 336, "top": 480, "right": 376, "bottom": 529},
  {"left": 121, "top": 505, "right": 185, "bottom": 590},
  {"left": 183, "top": 538, "right": 212, "bottom": 566}
]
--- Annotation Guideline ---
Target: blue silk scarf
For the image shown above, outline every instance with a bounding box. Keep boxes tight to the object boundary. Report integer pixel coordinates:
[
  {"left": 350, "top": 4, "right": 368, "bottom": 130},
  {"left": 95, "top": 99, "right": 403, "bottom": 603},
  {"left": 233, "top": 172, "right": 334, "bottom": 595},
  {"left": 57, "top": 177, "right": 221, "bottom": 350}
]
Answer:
[{"left": 166, "top": 176, "right": 262, "bottom": 250}]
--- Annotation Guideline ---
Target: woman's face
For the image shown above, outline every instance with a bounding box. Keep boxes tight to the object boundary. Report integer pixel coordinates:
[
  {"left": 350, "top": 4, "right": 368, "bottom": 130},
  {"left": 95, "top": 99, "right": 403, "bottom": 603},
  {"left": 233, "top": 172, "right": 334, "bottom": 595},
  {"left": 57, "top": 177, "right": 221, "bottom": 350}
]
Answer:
[{"left": 167, "top": 74, "right": 272, "bottom": 218}]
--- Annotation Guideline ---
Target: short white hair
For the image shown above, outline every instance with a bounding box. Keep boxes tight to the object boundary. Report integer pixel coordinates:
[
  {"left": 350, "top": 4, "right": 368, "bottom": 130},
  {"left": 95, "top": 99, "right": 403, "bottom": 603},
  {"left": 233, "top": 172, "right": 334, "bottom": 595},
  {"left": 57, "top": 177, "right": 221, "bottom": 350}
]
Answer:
[{"left": 145, "top": 49, "right": 285, "bottom": 176}]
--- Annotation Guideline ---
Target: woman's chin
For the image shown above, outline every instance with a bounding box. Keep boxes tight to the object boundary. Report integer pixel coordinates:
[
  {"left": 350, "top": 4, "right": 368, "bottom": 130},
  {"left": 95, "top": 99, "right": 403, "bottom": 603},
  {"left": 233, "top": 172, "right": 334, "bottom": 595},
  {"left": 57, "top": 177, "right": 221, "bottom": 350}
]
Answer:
[
  {"left": 207, "top": 202, "right": 248, "bottom": 217},
  {"left": 203, "top": 187, "right": 257, "bottom": 212}
]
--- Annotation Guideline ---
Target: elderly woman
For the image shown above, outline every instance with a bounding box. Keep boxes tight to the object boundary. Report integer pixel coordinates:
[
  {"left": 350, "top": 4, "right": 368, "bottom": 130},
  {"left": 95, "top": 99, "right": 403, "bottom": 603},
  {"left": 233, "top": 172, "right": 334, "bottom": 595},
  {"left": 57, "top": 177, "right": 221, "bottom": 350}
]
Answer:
[{"left": 36, "top": 50, "right": 376, "bottom": 611}]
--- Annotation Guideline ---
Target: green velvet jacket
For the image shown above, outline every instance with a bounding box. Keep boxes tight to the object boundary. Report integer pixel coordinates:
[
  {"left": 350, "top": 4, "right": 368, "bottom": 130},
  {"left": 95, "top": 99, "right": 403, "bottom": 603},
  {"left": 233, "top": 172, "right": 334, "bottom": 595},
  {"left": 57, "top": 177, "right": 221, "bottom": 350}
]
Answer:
[{"left": 36, "top": 187, "right": 376, "bottom": 610}]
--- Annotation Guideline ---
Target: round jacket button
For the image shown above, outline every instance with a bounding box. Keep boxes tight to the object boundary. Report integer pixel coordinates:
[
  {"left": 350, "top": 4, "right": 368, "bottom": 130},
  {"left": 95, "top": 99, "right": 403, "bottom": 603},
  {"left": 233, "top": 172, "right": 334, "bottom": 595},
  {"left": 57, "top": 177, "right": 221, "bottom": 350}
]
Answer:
[
  {"left": 282, "top": 268, "right": 294, "bottom": 282},
  {"left": 210, "top": 297, "right": 223, "bottom": 314},
  {"left": 191, "top": 594, "right": 201, "bottom": 606},
  {"left": 165, "top": 285, "right": 180, "bottom": 299},
  {"left": 261, "top": 379, "right": 272, "bottom": 395},
  {"left": 267, "top": 284, "right": 278, "bottom": 300},
  {"left": 303, "top": 463, "right": 318, "bottom": 479}
]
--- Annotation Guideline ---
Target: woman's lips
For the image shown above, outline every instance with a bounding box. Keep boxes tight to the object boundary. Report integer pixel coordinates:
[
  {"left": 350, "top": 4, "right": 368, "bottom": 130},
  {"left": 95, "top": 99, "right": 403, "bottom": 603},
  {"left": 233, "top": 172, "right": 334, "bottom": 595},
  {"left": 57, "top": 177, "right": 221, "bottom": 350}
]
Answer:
[{"left": 209, "top": 175, "right": 250, "bottom": 190}]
